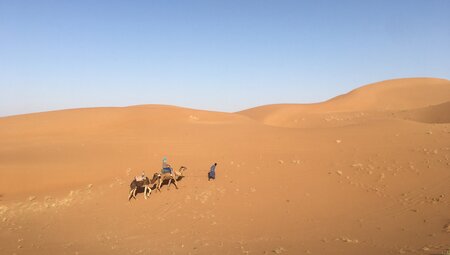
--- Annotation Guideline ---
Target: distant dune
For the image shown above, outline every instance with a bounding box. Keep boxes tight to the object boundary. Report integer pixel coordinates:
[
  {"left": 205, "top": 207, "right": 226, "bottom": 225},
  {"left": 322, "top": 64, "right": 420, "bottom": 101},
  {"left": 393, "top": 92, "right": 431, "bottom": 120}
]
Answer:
[
  {"left": 1, "top": 77, "right": 449, "bottom": 255},
  {"left": 323, "top": 77, "right": 450, "bottom": 111},
  {"left": 238, "top": 78, "right": 450, "bottom": 127}
]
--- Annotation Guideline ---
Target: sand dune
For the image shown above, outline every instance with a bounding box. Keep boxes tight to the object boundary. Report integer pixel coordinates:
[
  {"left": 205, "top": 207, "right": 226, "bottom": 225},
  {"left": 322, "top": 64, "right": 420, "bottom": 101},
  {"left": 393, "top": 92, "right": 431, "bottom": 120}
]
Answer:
[
  {"left": 324, "top": 77, "right": 450, "bottom": 111},
  {"left": 239, "top": 78, "right": 450, "bottom": 128},
  {"left": 0, "top": 78, "right": 449, "bottom": 255}
]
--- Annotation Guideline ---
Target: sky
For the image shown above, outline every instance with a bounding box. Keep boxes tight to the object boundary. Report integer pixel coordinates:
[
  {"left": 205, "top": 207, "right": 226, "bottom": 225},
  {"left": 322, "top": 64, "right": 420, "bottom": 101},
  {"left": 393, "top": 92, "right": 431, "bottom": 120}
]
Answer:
[{"left": 1, "top": 0, "right": 449, "bottom": 116}]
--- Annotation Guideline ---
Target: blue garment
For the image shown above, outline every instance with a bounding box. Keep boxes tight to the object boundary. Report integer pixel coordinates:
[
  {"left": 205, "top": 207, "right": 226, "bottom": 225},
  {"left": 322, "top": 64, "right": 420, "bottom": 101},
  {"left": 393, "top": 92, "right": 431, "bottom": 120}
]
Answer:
[
  {"left": 162, "top": 167, "right": 172, "bottom": 174},
  {"left": 162, "top": 157, "right": 171, "bottom": 174},
  {"left": 208, "top": 164, "right": 216, "bottom": 180}
]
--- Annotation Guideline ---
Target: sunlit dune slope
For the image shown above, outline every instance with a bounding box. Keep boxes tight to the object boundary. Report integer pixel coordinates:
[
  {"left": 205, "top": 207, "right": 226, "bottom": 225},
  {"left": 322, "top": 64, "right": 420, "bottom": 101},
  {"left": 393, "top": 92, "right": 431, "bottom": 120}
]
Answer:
[
  {"left": 238, "top": 78, "right": 450, "bottom": 127},
  {"left": 0, "top": 105, "right": 255, "bottom": 195}
]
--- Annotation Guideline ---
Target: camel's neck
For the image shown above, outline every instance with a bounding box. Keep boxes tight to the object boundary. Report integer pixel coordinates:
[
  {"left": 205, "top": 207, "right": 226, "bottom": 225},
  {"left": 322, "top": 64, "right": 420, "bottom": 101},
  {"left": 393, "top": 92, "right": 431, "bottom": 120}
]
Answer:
[{"left": 172, "top": 167, "right": 185, "bottom": 177}]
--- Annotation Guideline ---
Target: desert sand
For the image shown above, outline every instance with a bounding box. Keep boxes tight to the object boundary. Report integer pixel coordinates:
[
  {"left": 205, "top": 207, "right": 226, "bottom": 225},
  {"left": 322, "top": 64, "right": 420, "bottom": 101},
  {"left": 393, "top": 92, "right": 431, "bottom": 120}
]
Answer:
[{"left": 0, "top": 77, "right": 449, "bottom": 255}]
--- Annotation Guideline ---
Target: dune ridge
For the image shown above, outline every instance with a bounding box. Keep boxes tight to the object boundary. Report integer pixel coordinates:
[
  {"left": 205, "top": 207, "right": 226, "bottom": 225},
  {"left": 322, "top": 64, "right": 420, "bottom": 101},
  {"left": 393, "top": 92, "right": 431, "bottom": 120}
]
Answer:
[{"left": 238, "top": 78, "right": 450, "bottom": 128}]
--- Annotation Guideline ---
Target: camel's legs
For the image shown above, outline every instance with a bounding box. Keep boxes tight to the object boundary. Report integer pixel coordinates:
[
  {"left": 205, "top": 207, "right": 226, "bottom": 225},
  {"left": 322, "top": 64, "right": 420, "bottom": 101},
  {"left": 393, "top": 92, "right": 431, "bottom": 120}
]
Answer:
[
  {"left": 172, "top": 177, "right": 179, "bottom": 189},
  {"left": 167, "top": 178, "right": 172, "bottom": 190},
  {"left": 157, "top": 180, "right": 162, "bottom": 192},
  {"left": 144, "top": 186, "right": 151, "bottom": 199},
  {"left": 129, "top": 188, "right": 137, "bottom": 200},
  {"left": 128, "top": 189, "right": 134, "bottom": 200}
]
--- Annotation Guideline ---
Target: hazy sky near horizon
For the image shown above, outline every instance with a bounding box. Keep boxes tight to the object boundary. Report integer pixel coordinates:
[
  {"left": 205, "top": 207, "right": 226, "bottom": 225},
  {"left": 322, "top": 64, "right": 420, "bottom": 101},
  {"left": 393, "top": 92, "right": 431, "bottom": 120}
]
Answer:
[{"left": 1, "top": 0, "right": 449, "bottom": 116}]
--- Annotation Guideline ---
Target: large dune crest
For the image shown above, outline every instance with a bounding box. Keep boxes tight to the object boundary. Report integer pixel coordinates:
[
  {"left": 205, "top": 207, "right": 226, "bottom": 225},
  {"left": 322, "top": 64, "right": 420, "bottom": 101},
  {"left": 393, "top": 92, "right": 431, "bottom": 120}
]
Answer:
[
  {"left": 325, "top": 77, "right": 450, "bottom": 111},
  {"left": 238, "top": 78, "right": 450, "bottom": 128}
]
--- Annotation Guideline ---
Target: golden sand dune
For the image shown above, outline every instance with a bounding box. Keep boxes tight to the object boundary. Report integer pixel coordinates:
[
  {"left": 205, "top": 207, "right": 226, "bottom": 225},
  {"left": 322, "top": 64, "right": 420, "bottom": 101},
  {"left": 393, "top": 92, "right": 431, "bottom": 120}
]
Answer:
[
  {"left": 0, "top": 78, "right": 449, "bottom": 255},
  {"left": 239, "top": 78, "right": 450, "bottom": 127},
  {"left": 324, "top": 77, "right": 450, "bottom": 111}
]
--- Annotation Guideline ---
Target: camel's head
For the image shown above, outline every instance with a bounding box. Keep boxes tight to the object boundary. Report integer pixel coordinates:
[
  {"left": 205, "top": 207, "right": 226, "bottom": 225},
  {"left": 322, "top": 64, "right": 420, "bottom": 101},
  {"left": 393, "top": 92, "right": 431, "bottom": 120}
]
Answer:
[{"left": 178, "top": 166, "right": 187, "bottom": 177}]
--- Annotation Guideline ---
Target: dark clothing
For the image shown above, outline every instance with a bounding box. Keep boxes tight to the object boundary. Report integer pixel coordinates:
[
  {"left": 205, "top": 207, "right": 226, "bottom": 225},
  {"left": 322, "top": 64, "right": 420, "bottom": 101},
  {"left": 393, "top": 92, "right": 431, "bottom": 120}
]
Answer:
[{"left": 208, "top": 164, "right": 216, "bottom": 180}]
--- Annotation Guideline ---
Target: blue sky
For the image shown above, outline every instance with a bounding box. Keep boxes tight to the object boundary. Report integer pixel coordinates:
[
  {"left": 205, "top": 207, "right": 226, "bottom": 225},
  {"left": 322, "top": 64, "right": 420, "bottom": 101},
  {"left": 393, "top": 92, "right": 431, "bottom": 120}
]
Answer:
[{"left": 1, "top": 0, "right": 449, "bottom": 116}]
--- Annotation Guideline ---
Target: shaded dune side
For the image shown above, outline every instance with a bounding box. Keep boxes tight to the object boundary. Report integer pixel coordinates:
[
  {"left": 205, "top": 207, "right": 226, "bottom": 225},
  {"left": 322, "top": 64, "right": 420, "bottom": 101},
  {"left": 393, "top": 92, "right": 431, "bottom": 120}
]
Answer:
[
  {"left": 237, "top": 78, "right": 450, "bottom": 127},
  {"left": 395, "top": 101, "right": 450, "bottom": 124}
]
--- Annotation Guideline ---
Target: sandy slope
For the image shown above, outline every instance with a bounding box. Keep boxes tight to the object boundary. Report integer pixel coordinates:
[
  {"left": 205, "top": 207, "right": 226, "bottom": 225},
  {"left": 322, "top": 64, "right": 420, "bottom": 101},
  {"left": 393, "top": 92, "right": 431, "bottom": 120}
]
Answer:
[
  {"left": 396, "top": 101, "right": 450, "bottom": 124},
  {"left": 0, "top": 78, "right": 449, "bottom": 255},
  {"left": 238, "top": 78, "right": 450, "bottom": 128}
]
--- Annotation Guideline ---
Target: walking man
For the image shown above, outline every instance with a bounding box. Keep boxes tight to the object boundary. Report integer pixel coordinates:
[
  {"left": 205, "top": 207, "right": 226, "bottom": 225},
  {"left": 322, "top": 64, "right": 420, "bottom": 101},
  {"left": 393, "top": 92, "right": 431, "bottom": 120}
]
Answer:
[{"left": 208, "top": 163, "right": 217, "bottom": 181}]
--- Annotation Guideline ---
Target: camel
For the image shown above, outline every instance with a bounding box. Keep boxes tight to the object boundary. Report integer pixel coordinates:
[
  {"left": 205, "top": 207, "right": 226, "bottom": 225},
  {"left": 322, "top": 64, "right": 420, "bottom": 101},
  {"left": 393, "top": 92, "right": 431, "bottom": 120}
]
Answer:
[
  {"left": 157, "top": 166, "right": 187, "bottom": 191},
  {"left": 128, "top": 173, "right": 160, "bottom": 200}
]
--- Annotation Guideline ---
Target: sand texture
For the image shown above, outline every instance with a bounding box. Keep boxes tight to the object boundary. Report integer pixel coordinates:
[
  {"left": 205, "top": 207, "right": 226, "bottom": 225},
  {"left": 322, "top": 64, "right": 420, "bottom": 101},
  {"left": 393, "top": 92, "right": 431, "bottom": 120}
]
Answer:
[{"left": 1, "top": 78, "right": 449, "bottom": 254}]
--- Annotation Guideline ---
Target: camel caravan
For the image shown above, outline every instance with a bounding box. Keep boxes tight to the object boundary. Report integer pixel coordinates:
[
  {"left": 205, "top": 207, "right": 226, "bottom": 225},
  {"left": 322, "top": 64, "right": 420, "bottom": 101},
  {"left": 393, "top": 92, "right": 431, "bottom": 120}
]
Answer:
[{"left": 128, "top": 157, "right": 188, "bottom": 201}]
